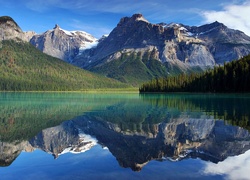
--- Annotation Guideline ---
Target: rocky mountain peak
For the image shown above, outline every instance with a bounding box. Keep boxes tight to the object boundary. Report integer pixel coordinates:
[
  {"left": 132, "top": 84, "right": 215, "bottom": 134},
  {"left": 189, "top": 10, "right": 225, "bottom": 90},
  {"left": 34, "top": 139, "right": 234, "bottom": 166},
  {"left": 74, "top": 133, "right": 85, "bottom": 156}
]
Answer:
[
  {"left": 211, "top": 21, "right": 225, "bottom": 27},
  {"left": 30, "top": 25, "right": 98, "bottom": 62},
  {"left": 132, "top": 13, "right": 143, "bottom": 19},
  {"left": 53, "top": 24, "right": 60, "bottom": 30},
  {"left": 73, "top": 14, "right": 250, "bottom": 85},
  {"left": 0, "top": 16, "right": 21, "bottom": 31},
  {"left": 132, "top": 13, "right": 148, "bottom": 22},
  {"left": 196, "top": 21, "right": 226, "bottom": 33},
  {"left": 118, "top": 13, "right": 149, "bottom": 27},
  {"left": 0, "top": 16, "right": 34, "bottom": 42}
]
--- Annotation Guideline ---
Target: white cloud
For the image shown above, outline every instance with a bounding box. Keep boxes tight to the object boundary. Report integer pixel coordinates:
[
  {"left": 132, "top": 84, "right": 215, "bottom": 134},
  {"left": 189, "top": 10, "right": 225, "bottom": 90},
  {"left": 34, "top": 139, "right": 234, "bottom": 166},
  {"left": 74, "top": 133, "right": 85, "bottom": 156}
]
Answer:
[
  {"left": 25, "top": 0, "right": 60, "bottom": 12},
  {"left": 202, "top": 1, "right": 250, "bottom": 36},
  {"left": 21, "top": 0, "right": 250, "bottom": 37},
  {"left": 203, "top": 150, "right": 250, "bottom": 180}
]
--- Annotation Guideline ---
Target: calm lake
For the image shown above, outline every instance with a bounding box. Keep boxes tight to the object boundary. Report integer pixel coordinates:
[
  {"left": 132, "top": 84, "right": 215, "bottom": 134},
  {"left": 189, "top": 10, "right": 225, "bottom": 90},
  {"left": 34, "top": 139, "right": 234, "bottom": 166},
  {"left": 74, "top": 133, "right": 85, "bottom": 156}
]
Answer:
[{"left": 0, "top": 92, "right": 250, "bottom": 180}]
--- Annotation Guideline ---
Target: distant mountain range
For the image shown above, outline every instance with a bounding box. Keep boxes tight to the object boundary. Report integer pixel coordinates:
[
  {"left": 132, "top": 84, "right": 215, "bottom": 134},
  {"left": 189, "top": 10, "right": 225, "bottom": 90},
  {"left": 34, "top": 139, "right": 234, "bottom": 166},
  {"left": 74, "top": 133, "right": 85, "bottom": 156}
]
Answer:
[{"left": 1, "top": 14, "right": 250, "bottom": 86}]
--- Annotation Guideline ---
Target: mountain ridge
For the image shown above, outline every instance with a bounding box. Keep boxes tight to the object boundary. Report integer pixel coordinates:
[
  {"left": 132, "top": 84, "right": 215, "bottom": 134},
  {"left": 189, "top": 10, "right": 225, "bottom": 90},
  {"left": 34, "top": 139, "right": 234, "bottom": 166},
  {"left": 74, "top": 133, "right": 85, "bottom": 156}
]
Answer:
[
  {"left": 71, "top": 14, "right": 250, "bottom": 84},
  {"left": 78, "top": 14, "right": 250, "bottom": 65},
  {"left": 1, "top": 14, "right": 250, "bottom": 86}
]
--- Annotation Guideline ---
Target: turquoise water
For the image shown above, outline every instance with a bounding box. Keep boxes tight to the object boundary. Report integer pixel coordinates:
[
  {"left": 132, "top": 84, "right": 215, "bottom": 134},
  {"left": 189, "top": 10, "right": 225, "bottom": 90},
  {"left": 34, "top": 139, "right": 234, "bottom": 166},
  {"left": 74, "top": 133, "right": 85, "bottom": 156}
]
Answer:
[{"left": 0, "top": 92, "right": 250, "bottom": 180}]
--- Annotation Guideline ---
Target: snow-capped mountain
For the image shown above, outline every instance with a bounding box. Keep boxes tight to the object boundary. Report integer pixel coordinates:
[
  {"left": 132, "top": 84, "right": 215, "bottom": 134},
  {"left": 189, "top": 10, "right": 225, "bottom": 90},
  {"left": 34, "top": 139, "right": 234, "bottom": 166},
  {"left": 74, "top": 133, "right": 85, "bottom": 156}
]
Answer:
[
  {"left": 76, "top": 14, "right": 250, "bottom": 67},
  {"left": 2, "top": 14, "right": 250, "bottom": 85},
  {"left": 72, "top": 14, "right": 250, "bottom": 84},
  {"left": 30, "top": 24, "right": 98, "bottom": 62}
]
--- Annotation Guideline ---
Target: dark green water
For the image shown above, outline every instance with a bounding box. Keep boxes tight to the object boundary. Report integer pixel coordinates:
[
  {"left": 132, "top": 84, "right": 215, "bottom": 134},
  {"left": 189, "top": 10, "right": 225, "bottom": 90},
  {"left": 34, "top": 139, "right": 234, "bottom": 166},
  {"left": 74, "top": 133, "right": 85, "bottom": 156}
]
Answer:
[{"left": 0, "top": 92, "right": 250, "bottom": 180}]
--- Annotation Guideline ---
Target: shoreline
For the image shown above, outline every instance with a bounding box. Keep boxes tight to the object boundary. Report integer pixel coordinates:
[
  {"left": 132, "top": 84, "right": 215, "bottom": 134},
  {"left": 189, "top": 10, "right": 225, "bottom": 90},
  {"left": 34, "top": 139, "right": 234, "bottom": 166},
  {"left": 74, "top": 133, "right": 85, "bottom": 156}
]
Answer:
[{"left": 0, "top": 88, "right": 139, "bottom": 93}]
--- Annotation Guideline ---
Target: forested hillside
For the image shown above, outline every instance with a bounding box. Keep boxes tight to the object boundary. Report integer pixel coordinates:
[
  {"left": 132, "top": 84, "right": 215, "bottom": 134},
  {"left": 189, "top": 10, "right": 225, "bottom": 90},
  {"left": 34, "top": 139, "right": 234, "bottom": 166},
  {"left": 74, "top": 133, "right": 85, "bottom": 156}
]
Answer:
[
  {"left": 0, "top": 40, "right": 129, "bottom": 91},
  {"left": 140, "top": 55, "right": 250, "bottom": 93}
]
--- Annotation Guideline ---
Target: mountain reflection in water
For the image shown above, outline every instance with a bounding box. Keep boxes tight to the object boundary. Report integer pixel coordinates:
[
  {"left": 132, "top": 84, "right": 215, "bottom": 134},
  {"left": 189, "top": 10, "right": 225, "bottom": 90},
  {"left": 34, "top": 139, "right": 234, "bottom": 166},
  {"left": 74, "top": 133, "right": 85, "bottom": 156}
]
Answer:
[{"left": 0, "top": 93, "right": 250, "bottom": 173}]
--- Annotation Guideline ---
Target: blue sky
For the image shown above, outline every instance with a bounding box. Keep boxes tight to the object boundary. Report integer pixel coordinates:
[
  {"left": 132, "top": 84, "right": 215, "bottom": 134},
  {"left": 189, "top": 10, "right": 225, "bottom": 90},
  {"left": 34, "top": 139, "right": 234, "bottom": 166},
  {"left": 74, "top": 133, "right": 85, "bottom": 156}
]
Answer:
[{"left": 1, "top": 0, "right": 250, "bottom": 38}]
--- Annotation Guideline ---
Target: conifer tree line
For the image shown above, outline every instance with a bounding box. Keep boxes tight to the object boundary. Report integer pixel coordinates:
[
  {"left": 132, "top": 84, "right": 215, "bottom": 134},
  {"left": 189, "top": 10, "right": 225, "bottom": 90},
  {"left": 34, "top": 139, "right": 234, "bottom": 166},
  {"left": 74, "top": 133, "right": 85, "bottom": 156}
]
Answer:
[
  {"left": 0, "top": 40, "right": 128, "bottom": 91},
  {"left": 140, "top": 54, "right": 250, "bottom": 93}
]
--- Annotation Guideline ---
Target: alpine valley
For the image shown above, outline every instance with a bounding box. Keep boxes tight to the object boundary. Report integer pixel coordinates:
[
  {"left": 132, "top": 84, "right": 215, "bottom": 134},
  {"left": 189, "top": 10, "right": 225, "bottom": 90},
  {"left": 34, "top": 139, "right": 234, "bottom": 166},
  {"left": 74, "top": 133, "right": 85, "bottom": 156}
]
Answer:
[{"left": 1, "top": 14, "right": 250, "bottom": 87}]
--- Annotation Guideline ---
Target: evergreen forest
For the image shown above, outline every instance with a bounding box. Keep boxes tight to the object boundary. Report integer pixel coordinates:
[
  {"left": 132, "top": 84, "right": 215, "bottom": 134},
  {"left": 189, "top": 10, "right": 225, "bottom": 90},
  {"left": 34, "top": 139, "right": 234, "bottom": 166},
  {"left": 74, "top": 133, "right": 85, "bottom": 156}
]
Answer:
[
  {"left": 0, "top": 40, "right": 129, "bottom": 91},
  {"left": 140, "top": 55, "right": 250, "bottom": 93}
]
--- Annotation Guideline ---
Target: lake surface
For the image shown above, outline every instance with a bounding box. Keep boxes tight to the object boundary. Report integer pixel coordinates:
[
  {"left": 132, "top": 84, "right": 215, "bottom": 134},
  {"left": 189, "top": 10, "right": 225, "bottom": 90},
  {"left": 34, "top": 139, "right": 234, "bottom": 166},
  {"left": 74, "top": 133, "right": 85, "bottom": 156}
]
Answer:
[{"left": 0, "top": 92, "right": 250, "bottom": 180}]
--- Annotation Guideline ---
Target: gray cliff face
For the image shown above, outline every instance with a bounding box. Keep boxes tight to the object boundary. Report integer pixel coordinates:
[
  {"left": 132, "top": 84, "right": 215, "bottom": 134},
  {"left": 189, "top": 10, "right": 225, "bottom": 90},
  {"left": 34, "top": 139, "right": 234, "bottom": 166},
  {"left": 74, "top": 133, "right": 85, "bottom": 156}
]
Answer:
[
  {"left": 74, "top": 14, "right": 250, "bottom": 69},
  {"left": 0, "top": 16, "right": 35, "bottom": 42},
  {"left": 30, "top": 24, "right": 98, "bottom": 63},
  {"left": 184, "top": 21, "right": 250, "bottom": 64}
]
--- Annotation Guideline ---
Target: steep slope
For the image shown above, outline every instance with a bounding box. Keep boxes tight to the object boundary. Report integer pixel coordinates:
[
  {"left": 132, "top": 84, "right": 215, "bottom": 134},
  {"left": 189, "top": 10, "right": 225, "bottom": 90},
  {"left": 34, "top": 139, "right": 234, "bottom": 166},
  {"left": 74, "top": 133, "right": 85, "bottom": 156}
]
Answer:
[
  {"left": 30, "top": 24, "right": 98, "bottom": 62},
  {"left": 0, "top": 40, "right": 128, "bottom": 91},
  {"left": 73, "top": 14, "right": 250, "bottom": 85},
  {"left": 184, "top": 21, "right": 250, "bottom": 64}
]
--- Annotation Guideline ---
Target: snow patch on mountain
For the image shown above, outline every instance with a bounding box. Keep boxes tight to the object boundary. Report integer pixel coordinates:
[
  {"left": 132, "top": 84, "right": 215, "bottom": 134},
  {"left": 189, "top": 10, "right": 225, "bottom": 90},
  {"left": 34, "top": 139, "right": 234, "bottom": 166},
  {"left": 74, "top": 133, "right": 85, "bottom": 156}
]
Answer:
[
  {"left": 59, "top": 27, "right": 98, "bottom": 53},
  {"left": 59, "top": 28, "right": 72, "bottom": 36},
  {"left": 59, "top": 28, "right": 97, "bottom": 41},
  {"left": 79, "top": 41, "right": 98, "bottom": 52},
  {"left": 179, "top": 26, "right": 187, "bottom": 31}
]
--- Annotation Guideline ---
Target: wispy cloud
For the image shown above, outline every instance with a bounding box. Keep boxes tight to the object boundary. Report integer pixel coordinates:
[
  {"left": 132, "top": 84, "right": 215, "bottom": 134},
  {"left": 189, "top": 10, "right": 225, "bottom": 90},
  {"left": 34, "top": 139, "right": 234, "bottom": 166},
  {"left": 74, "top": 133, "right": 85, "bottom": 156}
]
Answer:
[
  {"left": 69, "top": 19, "right": 112, "bottom": 38},
  {"left": 22, "top": 0, "right": 172, "bottom": 36},
  {"left": 24, "top": 0, "right": 60, "bottom": 12},
  {"left": 24, "top": 0, "right": 167, "bottom": 14},
  {"left": 201, "top": 0, "right": 250, "bottom": 36},
  {"left": 17, "top": 0, "right": 250, "bottom": 37}
]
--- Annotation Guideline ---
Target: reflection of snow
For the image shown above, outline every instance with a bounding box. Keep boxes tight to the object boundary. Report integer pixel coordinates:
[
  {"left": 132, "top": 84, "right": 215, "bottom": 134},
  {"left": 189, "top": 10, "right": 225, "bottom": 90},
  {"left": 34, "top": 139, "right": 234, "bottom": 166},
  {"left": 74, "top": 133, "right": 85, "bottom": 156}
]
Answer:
[
  {"left": 203, "top": 149, "right": 250, "bottom": 180},
  {"left": 59, "top": 133, "right": 97, "bottom": 155}
]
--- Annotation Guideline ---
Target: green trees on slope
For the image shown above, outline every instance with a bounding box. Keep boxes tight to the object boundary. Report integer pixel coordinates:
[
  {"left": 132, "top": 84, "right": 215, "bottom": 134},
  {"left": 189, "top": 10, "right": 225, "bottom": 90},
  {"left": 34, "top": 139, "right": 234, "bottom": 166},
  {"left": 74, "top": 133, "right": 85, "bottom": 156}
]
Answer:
[
  {"left": 140, "top": 55, "right": 250, "bottom": 93},
  {"left": 0, "top": 40, "right": 129, "bottom": 91}
]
